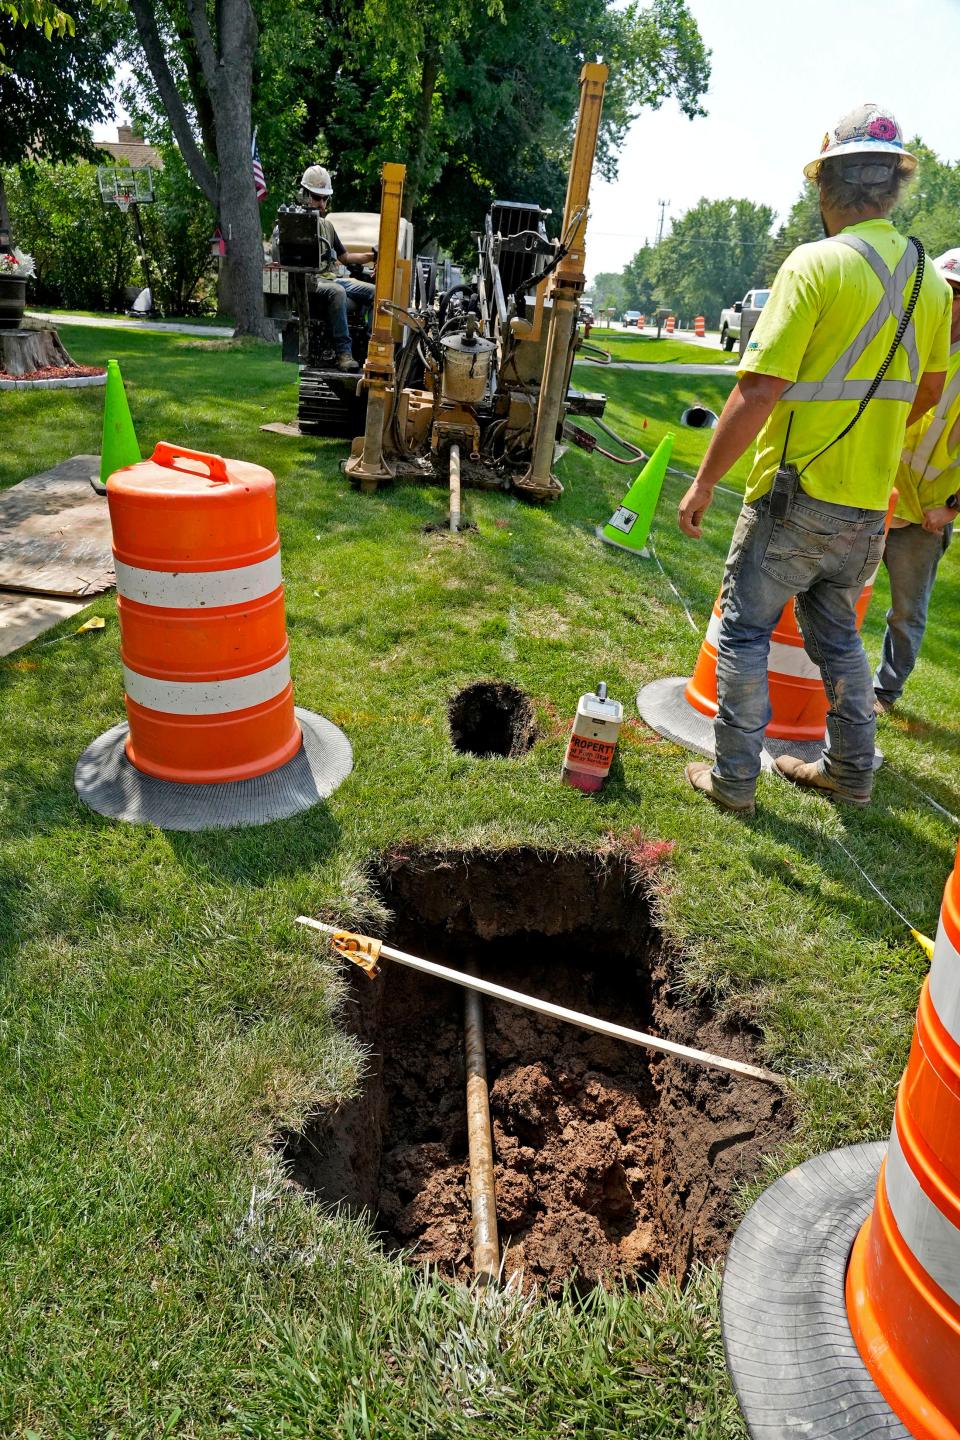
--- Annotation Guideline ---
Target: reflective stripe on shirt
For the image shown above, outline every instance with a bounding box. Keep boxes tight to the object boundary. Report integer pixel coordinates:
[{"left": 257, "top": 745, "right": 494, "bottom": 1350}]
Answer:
[{"left": 783, "top": 235, "right": 921, "bottom": 405}]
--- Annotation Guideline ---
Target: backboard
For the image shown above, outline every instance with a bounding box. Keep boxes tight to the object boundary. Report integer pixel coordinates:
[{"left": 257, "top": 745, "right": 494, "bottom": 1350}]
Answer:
[{"left": 97, "top": 165, "right": 155, "bottom": 213}]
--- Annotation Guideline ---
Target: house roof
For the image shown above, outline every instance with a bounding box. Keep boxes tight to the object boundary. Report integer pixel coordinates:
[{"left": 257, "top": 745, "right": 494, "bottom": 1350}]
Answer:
[{"left": 99, "top": 127, "right": 163, "bottom": 171}]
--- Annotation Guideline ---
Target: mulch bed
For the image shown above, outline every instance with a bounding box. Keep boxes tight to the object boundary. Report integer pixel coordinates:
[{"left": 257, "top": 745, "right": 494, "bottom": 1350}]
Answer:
[{"left": 0, "top": 364, "right": 106, "bottom": 382}]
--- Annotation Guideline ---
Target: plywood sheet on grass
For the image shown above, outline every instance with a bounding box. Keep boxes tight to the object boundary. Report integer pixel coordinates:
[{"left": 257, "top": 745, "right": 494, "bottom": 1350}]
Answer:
[
  {"left": 0, "top": 455, "right": 114, "bottom": 597},
  {"left": 0, "top": 593, "right": 86, "bottom": 657}
]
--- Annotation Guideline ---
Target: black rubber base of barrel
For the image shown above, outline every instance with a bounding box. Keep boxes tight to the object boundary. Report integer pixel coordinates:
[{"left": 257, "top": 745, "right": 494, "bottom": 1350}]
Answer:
[
  {"left": 722, "top": 1142, "right": 910, "bottom": 1440},
  {"left": 637, "top": 676, "right": 883, "bottom": 772},
  {"left": 74, "top": 707, "right": 352, "bottom": 831}
]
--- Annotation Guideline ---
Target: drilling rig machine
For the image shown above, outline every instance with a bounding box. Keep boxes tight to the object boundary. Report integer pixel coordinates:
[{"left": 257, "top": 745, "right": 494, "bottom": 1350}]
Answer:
[{"left": 343, "top": 62, "right": 642, "bottom": 511}]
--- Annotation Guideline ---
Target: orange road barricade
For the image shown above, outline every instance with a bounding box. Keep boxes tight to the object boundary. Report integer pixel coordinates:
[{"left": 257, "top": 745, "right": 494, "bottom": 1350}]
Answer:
[
  {"left": 722, "top": 839, "right": 960, "bottom": 1440},
  {"left": 846, "top": 842, "right": 960, "bottom": 1439},
  {"left": 74, "top": 442, "right": 353, "bottom": 830},
  {"left": 637, "top": 494, "right": 894, "bottom": 769},
  {"left": 665, "top": 315, "right": 676, "bottom": 335},
  {"left": 694, "top": 315, "right": 705, "bottom": 337},
  {"left": 638, "top": 585, "right": 878, "bottom": 769},
  {"left": 110, "top": 443, "right": 300, "bottom": 784}
]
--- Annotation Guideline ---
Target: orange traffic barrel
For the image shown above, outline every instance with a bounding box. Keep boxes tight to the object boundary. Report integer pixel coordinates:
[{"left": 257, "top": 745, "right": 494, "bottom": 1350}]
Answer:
[
  {"left": 665, "top": 315, "right": 676, "bottom": 335},
  {"left": 638, "top": 314, "right": 645, "bottom": 328},
  {"left": 722, "top": 839, "right": 960, "bottom": 1439},
  {"left": 74, "top": 442, "right": 352, "bottom": 830},
  {"left": 685, "top": 588, "right": 874, "bottom": 742},
  {"left": 108, "top": 442, "right": 299, "bottom": 784},
  {"left": 637, "top": 494, "right": 894, "bottom": 767},
  {"left": 846, "top": 837, "right": 960, "bottom": 1438},
  {"left": 694, "top": 315, "right": 705, "bottom": 337}
]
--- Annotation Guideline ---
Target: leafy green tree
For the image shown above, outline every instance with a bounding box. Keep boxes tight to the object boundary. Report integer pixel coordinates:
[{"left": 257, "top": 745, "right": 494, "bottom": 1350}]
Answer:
[
  {"left": 5, "top": 159, "right": 137, "bottom": 308},
  {"left": 119, "top": 0, "right": 709, "bottom": 317},
  {"left": 622, "top": 244, "right": 661, "bottom": 313},
  {"left": 5, "top": 153, "right": 215, "bottom": 313},
  {"left": 138, "top": 151, "right": 217, "bottom": 314},
  {"left": 591, "top": 269, "right": 628, "bottom": 317},
  {"left": 764, "top": 182, "right": 821, "bottom": 279},
  {"left": 0, "top": 0, "right": 73, "bottom": 43},
  {"left": 650, "top": 197, "right": 774, "bottom": 322},
  {"left": 0, "top": 3, "right": 118, "bottom": 244},
  {"left": 892, "top": 142, "right": 960, "bottom": 256},
  {"left": 328, "top": 0, "right": 711, "bottom": 253}
]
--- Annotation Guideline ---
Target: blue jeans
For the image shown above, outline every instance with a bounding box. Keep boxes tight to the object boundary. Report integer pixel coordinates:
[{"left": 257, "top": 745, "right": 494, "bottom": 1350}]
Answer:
[
  {"left": 712, "top": 493, "right": 887, "bottom": 803},
  {"left": 315, "top": 277, "right": 375, "bottom": 355},
  {"left": 873, "top": 521, "right": 952, "bottom": 705}
]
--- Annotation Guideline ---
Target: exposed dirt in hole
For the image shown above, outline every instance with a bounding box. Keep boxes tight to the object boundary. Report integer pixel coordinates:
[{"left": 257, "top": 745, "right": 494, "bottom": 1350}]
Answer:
[
  {"left": 447, "top": 681, "right": 536, "bottom": 758},
  {"left": 286, "top": 848, "right": 792, "bottom": 1294}
]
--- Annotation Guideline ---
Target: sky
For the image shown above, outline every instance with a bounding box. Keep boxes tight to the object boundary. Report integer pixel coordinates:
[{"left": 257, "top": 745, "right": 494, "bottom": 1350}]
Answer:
[{"left": 584, "top": 0, "right": 960, "bottom": 283}]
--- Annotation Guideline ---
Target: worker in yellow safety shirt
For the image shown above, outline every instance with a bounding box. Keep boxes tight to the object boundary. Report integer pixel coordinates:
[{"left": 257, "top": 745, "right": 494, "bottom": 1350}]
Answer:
[
  {"left": 677, "top": 103, "right": 952, "bottom": 816},
  {"left": 873, "top": 249, "right": 960, "bottom": 714}
]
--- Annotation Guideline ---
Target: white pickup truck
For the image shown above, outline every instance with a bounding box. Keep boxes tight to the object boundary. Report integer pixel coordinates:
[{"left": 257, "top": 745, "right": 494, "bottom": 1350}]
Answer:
[{"left": 719, "top": 287, "right": 770, "bottom": 351}]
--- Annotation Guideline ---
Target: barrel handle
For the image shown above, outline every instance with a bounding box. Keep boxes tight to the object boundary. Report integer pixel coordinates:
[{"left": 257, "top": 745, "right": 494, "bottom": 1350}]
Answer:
[{"left": 151, "top": 442, "right": 230, "bottom": 484}]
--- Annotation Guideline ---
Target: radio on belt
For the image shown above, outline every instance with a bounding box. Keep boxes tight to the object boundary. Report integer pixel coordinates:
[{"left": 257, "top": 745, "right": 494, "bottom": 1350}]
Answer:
[{"left": 561, "top": 681, "right": 624, "bottom": 792}]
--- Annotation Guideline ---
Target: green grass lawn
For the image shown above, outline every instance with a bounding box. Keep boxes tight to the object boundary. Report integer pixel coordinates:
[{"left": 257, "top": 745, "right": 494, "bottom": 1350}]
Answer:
[
  {"left": 2, "top": 326, "right": 957, "bottom": 1436},
  {"left": 586, "top": 330, "right": 737, "bottom": 366}
]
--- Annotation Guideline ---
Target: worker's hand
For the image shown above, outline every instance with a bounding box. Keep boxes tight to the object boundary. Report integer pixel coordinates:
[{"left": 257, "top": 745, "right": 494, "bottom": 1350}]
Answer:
[
  {"left": 678, "top": 478, "right": 714, "bottom": 538},
  {"left": 922, "top": 505, "right": 955, "bottom": 533}
]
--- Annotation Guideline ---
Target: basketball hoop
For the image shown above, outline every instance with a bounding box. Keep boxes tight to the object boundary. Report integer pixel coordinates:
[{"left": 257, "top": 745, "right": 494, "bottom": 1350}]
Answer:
[{"left": 97, "top": 165, "right": 155, "bottom": 212}]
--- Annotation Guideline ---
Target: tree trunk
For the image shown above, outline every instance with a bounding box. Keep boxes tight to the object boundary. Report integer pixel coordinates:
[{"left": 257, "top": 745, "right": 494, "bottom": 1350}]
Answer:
[
  {"left": 215, "top": 117, "right": 273, "bottom": 339},
  {"left": 205, "top": 0, "right": 274, "bottom": 340},
  {"left": 1, "top": 325, "right": 78, "bottom": 376},
  {"left": 402, "top": 48, "right": 440, "bottom": 222},
  {"left": 128, "top": 0, "right": 274, "bottom": 340}
]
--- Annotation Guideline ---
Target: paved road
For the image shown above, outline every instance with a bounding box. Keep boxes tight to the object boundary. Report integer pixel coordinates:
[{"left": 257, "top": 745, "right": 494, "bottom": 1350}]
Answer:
[
  {"left": 586, "top": 360, "right": 736, "bottom": 376},
  {"left": 27, "top": 311, "right": 236, "bottom": 338}
]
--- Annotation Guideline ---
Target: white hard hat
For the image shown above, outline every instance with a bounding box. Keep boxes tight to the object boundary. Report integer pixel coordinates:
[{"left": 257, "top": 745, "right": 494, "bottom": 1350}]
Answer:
[
  {"left": 934, "top": 249, "right": 960, "bottom": 291},
  {"left": 803, "top": 103, "right": 917, "bottom": 181},
  {"left": 300, "top": 164, "right": 333, "bottom": 197}
]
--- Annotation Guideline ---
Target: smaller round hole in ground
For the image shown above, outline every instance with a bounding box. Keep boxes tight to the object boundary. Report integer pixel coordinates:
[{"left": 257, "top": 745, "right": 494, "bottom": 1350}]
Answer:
[{"left": 448, "top": 681, "right": 536, "bottom": 758}]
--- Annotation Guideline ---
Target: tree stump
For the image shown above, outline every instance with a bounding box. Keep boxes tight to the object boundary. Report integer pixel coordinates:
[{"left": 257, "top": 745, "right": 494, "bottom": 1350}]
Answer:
[{"left": 0, "top": 324, "right": 78, "bottom": 376}]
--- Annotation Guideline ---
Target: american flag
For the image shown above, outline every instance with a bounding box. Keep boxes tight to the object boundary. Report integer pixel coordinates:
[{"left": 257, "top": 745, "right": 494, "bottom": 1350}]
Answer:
[{"left": 251, "top": 128, "right": 267, "bottom": 201}]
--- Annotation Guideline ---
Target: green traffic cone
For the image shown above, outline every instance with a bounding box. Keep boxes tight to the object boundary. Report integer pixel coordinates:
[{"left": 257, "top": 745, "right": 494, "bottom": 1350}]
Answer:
[
  {"left": 97, "top": 359, "right": 141, "bottom": 493},
  {"left": 596, "top": 432, "right": 675, "bottom": 558}
]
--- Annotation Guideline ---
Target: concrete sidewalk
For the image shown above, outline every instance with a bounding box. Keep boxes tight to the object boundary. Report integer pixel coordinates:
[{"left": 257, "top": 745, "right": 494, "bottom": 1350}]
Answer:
[
  {"left": 27, "top": 311, "right": 237, "bottom": 338},
  {"left": 592, "top": 360, "right": 736, "bottom": 376}
]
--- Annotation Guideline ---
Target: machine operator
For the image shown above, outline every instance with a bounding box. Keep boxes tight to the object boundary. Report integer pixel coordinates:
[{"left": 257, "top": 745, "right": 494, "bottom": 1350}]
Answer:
[
  {"left": 297, "top": 164, "right": 377, "bottom": 372},
  {"left": 677, "top": 103, "right": 951, "bottom": 816}
]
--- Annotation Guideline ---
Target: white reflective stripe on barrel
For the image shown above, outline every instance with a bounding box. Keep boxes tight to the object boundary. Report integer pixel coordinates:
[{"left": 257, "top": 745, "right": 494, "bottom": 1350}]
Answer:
[
  {"left": 114, "top": 553, "right": 283, "bottom": 609},
  {"left": 123, "top": 654, "right": 291, "bottom": 715},
  {"left": 929, "top": 912, "right": 960, "bottom": 1047},
  {"left": 884, "top": 1119, "right": 960, "bottom": 1307},
  {"left": 705, "top": 610, "right": 821, "bottom": 681}
]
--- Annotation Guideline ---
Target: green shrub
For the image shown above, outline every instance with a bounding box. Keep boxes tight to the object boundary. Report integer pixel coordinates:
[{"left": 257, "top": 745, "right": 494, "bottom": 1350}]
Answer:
[{"left": 4, "top": 150, "right": 216, "bottom": 315}]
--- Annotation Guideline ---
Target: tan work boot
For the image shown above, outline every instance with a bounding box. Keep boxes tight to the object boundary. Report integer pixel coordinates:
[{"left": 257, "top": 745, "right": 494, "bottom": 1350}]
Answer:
[
  {"left": 774, "top": 755, "right": 871, "bottom": 806},
  {"left": 336, "top": 352, "right": 359, "bottom": 372},
  {"left": 685, "top": 761, "right": 756, "bottom": 816}
]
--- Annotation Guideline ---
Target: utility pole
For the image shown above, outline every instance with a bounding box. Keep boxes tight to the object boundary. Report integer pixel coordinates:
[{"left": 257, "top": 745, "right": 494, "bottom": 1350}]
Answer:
[{"left": 656, "top": 198, "right": 669, "bottom": 246}]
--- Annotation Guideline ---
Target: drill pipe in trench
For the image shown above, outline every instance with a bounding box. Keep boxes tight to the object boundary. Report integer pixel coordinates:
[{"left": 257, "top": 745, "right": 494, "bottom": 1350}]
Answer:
[{"left": 463, "top": 963, "right": 500, "bottom": 1283}]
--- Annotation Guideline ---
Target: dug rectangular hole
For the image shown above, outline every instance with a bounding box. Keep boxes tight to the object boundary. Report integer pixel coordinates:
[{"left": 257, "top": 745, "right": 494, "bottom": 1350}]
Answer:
[{"left": 285, "top": 847, "right": 792, "bottom": 1294}]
